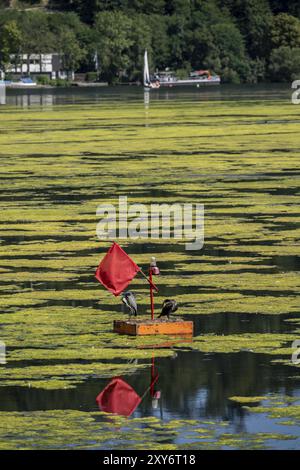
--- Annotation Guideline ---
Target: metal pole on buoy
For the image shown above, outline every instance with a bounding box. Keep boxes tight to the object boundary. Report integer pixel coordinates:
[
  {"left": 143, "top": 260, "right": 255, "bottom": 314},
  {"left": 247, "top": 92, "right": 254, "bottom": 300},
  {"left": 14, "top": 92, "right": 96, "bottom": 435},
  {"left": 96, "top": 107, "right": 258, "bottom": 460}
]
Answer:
[
  {"left": 149, "top": 269, "right": 154, "bottom": 320},
  {"left": 151, "top": 356, "right": 155, "bottom": 397},
  {"left": 149, "top": 257, "right": 160, "bottom": 320}
]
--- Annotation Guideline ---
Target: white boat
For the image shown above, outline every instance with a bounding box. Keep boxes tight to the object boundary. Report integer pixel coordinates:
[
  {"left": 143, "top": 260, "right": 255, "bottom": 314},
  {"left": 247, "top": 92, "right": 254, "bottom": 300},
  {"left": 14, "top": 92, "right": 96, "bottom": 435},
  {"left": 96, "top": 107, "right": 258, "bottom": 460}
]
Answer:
[
  {"left": 9, "top": 78, "right": 37, "bottom": 88},
  {"left": 143, "top": 50, "right": 160, "bottom": 91},
  {"left": 156, "top": 70, "right": 221, "bottom": 87}
]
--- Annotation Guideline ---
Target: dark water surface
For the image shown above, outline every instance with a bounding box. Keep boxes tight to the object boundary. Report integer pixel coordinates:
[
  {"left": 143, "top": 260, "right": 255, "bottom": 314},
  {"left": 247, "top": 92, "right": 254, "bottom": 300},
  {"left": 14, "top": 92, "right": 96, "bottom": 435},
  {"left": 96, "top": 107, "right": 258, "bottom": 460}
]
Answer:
[
  {"left": 2, "top": 349, "right": 300, "bottom": 449},
  {"left": 6, "top": 83, "right": 291, "bottom": 107}
]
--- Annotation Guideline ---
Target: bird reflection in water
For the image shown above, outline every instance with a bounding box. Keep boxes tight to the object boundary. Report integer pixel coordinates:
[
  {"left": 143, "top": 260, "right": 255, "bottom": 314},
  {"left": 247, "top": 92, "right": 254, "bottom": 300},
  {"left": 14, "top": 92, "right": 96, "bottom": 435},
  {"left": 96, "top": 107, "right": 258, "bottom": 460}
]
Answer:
[{"left": 96, "top": 356, "right": 161, "bottom": 418}]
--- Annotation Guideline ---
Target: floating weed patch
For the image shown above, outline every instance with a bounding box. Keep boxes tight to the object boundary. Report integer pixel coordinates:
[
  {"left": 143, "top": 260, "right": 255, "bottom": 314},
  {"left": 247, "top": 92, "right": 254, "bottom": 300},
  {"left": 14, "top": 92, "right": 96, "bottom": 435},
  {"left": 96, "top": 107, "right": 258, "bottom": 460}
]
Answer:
[
  {"left": 175, "top": 333, "right": 295, "bottom": 355},
  {"left": 228, "top": 396, "right": 267, "bottom": 404},
  {"left": 0, "top": 362, "right": 149, "bottom": 390},
  {"left": 242, "top": 395, "right": 300, "bottom": 428},
  {"left": 0, "top": 305, "right": 174, "bottom": 389},
  {"left": 0, "top": 409, "right": 296, "bottom": 450},
  {"left": 8, "top": 347, "right": 173, "bottom": 362}
]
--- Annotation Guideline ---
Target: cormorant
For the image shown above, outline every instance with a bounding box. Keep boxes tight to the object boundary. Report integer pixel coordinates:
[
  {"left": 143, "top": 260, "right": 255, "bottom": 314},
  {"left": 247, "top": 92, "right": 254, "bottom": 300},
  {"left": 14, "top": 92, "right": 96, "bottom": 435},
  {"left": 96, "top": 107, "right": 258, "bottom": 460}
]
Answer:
[
  {"left": 122, "top": 291, "right": 138, "bottom": 318},
  {"left": 158, "top": 299, "right": 178, "bottom": 320}
]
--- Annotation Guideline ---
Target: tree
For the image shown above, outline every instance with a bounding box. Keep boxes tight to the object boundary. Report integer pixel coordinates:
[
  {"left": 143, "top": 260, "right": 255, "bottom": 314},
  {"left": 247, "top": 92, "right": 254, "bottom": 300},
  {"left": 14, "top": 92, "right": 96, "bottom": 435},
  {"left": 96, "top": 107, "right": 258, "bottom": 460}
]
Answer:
[
  {"left": 58, "top": 29, "right": 86, "bottom": 76},
  {"left": 165, "top": 0, "right": 191, "bottom": 17},
  {"left": 147, "top": 14, "right": 169, "bottom": 71},
  {"left": 187, "top": 3, "right": 224, "bottom": 69},
  {"left": 94, "top": 11, "right": 133, "bottom": 83},
  {"left": 167, "top": 14, "right": 189, "bottom": 69},
  {"left": 19, "top": 11, "right": 55, "bottom": 54},
  {"left": 209, "top": 22, "right": 250, "bottom": 82},
  {"left": 221, "top": 0, "right": 272, "bottom": 59},
  {"left": 47, "top": 12, "right": 89, "bottom": 73},
  {"left": 185, "top": 28, "right": 209, "bottom": 69},
  {"left": 3, "top": 0, "right": 300, "bottom": 84},
  {"left": 269, "top": 1, "right": 300, "bottom": 18},
  {"left": 125, "top": 0, "right": 165, "bottom": 15},
  {"left": 271, "top": 13, "right": 300, "bottom": 48},
  {"left": 0, "top": 20, "right": 22, "bottom": 75},
  {"left": 127, "top": 14, "right": 152, "bottom": 81},
  {"left": 269, "top": 46, "right": 300, "bottom": 81}
]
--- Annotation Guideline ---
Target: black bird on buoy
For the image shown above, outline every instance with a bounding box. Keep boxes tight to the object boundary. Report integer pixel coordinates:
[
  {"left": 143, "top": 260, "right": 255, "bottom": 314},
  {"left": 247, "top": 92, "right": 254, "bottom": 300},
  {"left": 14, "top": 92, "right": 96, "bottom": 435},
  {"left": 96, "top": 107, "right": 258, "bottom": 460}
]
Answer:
[
  {"left": 158, "top": 299, "right": 178, "bottom": 320},
  {"left": 122, "top": 291, "right": 138, "bottom": 318}
]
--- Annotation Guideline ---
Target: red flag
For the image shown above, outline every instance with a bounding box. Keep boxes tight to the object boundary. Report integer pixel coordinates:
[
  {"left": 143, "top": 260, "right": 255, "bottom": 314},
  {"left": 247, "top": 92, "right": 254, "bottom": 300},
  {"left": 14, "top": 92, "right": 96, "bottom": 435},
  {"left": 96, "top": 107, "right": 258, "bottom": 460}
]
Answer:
[
  {"left": 96, "top": 377, "right": 141, "bottom": 417},
  {"left": 95, "top": 242, "right": 140, "bottom": 296}
]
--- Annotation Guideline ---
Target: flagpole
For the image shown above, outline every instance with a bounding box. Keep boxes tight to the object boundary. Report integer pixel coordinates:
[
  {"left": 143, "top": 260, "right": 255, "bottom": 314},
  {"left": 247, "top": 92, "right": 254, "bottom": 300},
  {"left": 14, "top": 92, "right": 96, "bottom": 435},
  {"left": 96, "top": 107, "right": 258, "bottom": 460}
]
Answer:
[
  {"left": 151, "top": 355, "right": 155, "bottom": 397},
  {"left": 139, "top": 372, "right": 159, "bottom": 402},
  {"left": 149, "top": 268, "right": 155, "bottom": 320},
  {"left": 138, "top": 268, "right": 159, "bottom": 293}
]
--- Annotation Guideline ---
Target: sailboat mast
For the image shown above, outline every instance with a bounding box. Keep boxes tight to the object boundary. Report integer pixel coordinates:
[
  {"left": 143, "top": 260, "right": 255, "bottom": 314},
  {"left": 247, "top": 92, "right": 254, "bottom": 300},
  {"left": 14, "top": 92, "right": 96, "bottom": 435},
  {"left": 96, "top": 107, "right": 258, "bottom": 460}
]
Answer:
[{"left": 144, "top": 50, "right": 150, "bottom": 86}]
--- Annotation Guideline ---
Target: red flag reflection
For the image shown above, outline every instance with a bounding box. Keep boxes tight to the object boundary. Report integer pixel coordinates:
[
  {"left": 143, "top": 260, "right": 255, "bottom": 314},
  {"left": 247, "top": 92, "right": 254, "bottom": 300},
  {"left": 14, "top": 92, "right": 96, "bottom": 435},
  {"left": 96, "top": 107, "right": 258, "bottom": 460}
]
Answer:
[{"left": 96, "top": 377, "right": 141, "bottom": 417}]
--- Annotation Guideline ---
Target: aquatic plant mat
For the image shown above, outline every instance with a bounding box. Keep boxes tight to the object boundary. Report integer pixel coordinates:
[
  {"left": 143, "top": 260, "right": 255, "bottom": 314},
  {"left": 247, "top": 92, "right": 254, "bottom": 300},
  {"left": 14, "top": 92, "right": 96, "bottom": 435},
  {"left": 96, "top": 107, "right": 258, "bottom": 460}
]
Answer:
[{"left": 0, "top": 87, "right": 299, "bottom": 449}]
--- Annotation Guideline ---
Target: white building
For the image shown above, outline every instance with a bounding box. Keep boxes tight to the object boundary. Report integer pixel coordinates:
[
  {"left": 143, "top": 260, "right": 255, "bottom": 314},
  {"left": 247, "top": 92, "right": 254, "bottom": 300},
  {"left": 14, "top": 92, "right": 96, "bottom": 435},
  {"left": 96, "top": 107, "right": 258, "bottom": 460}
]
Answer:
[{"left": 8, "top": 53, "right": 74, "bottom": 80}]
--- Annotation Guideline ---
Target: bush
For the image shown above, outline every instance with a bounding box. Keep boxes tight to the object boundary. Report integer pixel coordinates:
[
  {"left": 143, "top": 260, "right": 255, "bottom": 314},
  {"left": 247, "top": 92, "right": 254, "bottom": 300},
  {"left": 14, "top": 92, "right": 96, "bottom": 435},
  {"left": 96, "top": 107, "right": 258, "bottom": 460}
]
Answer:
[
  {"left": 85, "top": 72, "right": 99, "bottom": 82},
  {"left": 175, "top": 68, "right": 190, "bottom": 79},
  {"left": 221, "top": 68, "right": 241, "bottom": 84},
  {"left": 36, "top": 75, "right": 51, "bottom": 85},
  {"left": 4, "top": 73, "right": 13, "bottom": 81}
]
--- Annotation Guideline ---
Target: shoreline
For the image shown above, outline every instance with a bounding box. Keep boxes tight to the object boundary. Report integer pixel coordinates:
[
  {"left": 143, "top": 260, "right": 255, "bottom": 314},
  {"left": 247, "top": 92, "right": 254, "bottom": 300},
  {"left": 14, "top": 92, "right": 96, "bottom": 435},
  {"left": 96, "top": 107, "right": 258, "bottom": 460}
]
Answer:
[
  {"left": 5, "top": 81, "right": 291, "bottom": 90},
  {"left": 6, "top": 82, "right": 109, "bottom": 90}
]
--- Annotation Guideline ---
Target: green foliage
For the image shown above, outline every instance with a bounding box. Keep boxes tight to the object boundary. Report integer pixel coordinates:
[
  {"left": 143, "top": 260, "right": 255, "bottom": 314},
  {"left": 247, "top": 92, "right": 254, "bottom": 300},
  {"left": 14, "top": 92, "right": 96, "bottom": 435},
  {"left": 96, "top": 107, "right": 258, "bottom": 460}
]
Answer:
[
  {"left": 222, "top": 0, "right": 273, "bottom": 58},
  {"left": 85, "top": 71, "right": 98, "bottom": 82},
  {"left": 0, "top": 20, "right": 22, "bottom": 71},
  {"left": 271, "top": 13, "right": 300, "bottom": 48},
  {"left": 59, "top": 28, "right": 86, "bottom": 72},
  {"left": 0, "top": 406, "right": 295, "bottom": 449},
  {"left": 51, "top": 77, "right": 72, "bottom": 86},
  {"left": 94, "top": 11, "right": 133, "bottom": 83},
  {"left": 126, "top": 14, "right": 152, "bottom": 81},
  {"left": 146, "top": 15, "right": 169, "bottom": 70},
  {"left": 210, "top": 22, "right": 249, "bottom": 82},
  {"left": 269, "top": 0, "right": 300, "bottom": 19},
  {"left": 1, "top": 1, "right": 300, "bottom": 82},
  {"left": 18, "top": 10, "right": 54, "bottom": 54},
  {"left": 269, "top": 46, "right": 300, "bottom": 81},
  {"left": 175, "top": 67, "right": 191, "bottom": 79},
  {"left": 36, "top": 74, "right": 51, "bottom": 84}
]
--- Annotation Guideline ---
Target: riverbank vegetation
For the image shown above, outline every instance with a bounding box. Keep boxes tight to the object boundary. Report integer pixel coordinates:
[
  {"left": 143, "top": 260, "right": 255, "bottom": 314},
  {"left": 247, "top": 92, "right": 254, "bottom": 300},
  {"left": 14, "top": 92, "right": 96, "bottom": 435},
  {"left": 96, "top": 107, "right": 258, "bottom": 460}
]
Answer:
[{"left": 0, "top": 1, "right": 300, "bottom": 83}]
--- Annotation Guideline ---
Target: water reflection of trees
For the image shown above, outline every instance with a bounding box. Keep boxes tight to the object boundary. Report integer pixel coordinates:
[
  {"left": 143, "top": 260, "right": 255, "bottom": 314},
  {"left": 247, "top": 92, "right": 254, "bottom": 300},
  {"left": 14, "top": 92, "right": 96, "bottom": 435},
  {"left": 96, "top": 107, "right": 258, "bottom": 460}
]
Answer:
[
  {"left": 137, "top": 351, "right": 298, "bottom": 425},
  {"left": 193, "top": 312, "right": 291, "bottom": 335}
]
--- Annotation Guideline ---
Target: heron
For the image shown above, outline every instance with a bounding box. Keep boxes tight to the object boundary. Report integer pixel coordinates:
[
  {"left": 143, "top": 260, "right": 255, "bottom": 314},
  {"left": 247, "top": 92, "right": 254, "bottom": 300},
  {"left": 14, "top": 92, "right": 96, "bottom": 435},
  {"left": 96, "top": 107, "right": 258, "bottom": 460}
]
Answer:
[
  {"left": 158, "top": 299, "right": 178, "bottom": 320},
  {"left": 121, "top": 291, "right": 138, "bottom": 318}
]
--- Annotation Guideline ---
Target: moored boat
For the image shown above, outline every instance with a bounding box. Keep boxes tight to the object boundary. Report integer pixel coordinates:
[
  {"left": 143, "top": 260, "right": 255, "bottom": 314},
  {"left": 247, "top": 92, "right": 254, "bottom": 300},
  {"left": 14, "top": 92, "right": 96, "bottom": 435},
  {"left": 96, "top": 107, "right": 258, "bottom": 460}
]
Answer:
[
  {"left": 155, "top": 69, "right": 221, "bottom": 87},
  {"left": 7, "top": 77, "right": 37, "bottom": 88},
  {"left": 143, "top": 50, "right": 160, "bottom": 91}
]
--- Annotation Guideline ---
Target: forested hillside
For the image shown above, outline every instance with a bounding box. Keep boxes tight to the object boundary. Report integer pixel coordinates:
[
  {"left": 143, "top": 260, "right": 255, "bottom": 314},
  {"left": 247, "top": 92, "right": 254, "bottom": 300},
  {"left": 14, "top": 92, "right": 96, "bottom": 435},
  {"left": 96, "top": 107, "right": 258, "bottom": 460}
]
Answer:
[{"left": 0, "top": 0, "right": 300, "bottom": 83}]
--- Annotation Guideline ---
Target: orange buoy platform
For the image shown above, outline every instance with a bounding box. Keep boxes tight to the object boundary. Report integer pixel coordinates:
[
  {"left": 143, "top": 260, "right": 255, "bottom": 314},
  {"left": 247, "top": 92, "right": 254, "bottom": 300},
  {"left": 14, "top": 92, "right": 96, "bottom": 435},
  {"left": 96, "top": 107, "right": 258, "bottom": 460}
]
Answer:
[{"left": 113, "top": 319, "right": 193, "bottom": 336}]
